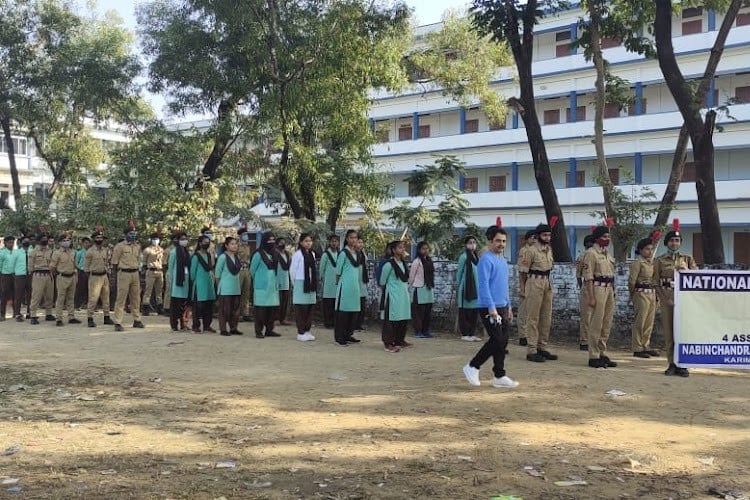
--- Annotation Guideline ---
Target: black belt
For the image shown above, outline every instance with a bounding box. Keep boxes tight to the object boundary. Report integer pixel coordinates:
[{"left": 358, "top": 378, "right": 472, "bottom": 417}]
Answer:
[
  {"left": 661, "top": 278, "right": 674, "bottom": 287},
  {"left": 528, "top": 270, "right": 551, "bottom": 276},
  {"left": 59, "top": 272, "right": 75, "bottom": 277},
  {"left": 635, "top": 283, "right": 653, "bottom": 289},
  {"left": 148, "top": 267, "right": 162, "bottom": 271},
  {"left": 33, "top": 270, "right": 50, "bottom": 274},
  {"left": 91, "top": 271, "right": 107, "bottom": 276},
  {"left": 594, "top": 276, "right": 614, "bottom": 283},
  {"left": 119, "top": 268, "right": 137, "bottom": 273}
]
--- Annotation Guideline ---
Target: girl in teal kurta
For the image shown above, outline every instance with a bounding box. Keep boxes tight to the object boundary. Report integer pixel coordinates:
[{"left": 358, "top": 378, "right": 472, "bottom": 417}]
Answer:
[
  {"left": 379, "top": 240, "right": 411, "bottom": 353},
  {"left": 276, "top": 237, "right": 291, "bottom": 324},
  {"left": 334, "top": 229, "right": 362, "bottom": 346},
  {"left": 456, "top": 235, "right": 481, "bottom": 341},
  {"left": 319, "top": 234, "right": 339, "bottom": 328},
  {"left": 215, "top": 237, "right": 242, "bottom": 336},
  {"left": 190, "top": 235, "right": 217, "bottom": 333},
  {"left": 168, "top": 233, "right": 191, "bottom": 331},
  {"left": 250, "top": 232, "right": 280, "bottom": 338}
]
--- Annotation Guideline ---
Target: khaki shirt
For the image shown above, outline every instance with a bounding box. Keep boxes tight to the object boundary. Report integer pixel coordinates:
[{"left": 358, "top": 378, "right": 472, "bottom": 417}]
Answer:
[
  {"left": 655, "top": 252, "right": 697, "bottom": 293},
  {"left": 628, "top": 256, "right": 655, "bottom": 293},
  {"left": 142, "top": 245, "right": 164, "bottom": 270},
  {"left": 85, "top": 245, "right": 110, "bottom": 274},
  {"left": 111, "top": 241, "right": 141, "bottom": 270},
  {"left": 237, "top": 244, "right": 252, "bottom": 266},
  {"left": 582, "top": 243, "right": 614, "bottom": 281},
  {"left": 50, "top": 248, "right": 76, "bottom": 275},
  {"left": 518, "top": 242, "right": 554, "bottom": 273},
  {"left": 28, "top": 247, "right": 53, "bottom": 273}
]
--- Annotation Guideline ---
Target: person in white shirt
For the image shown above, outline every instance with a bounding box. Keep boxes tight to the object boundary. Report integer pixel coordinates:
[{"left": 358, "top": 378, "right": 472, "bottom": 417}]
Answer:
[{"left": 290, "top": 233, "right": 317, "bottom": 342}]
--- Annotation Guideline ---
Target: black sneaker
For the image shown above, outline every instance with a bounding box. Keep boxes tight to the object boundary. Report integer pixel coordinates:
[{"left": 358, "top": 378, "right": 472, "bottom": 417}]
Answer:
[
  {"left": 103, "top": 316, "right": 114, "bottom": 325},
  {"left": 242, "top": 315, "right": 253, "bottom": 322},
  {"left": 56, "top": 320, "right": 64, "bottom": 327},
  {"left": 255, "top": 333, "right": 265, "bottom": 339},
  {"left": 600, "top": 356, "right": 618, "bottom": 368},
  {"left": 588, "top": 358, "right": 606, "bottom": 368},
  {"left": 142, "top": 308, "right": 151, "bottom": 316},
  {"left": 265, "top": 331, "right": 281, "bottom": 337},
  {"left": 114, "top": 324, "right": 124, "bottom": 332},
  {"left": 633, "top": 351, "right": 650, "bottom": 358},
  {"left": 335, "top": 340, "right": 349, "bottom": 346},
  {"left": 645, "top": 350, "right": 660, "bottom": 357},
  {"left": 526, "top": 352, "right": 546, "bottom": 363},
  {"left": 220, "top": 331, "right": 231, "bottom": 336},
  {"left": 87, "top": 318, "right": 96, "bottom": 328},
  {"left": 30, "top": 318, "right": 39, "bottom": 325},
  {"left": 45, "top": 314, "right": 56, "bottom": 321},
  {"left": 69, "top": 318, "right": 82, "bottom": 324},
  {"left": 538, "top": 349, "right": 558, "bottom": 360},
  {"left": 230, "top": 330, "right": 244, "bottom": 336},
  {"left": 676, "top": 367, "right": 690, "bottom": 377},
  {"left": 519, "top": 338, "right": 528, "bottom": 346},
  {"left": 579, "top": 344, "right": 589, "bottom": 351},
  {"left": 346, "top": 337, "right": 361, "bottom": 343},
  {"left": 15, "top": 315, "right": 24, "bottom": 322},
  {"left": 133, "top": 321, "right": 145, "bottom": 328}
]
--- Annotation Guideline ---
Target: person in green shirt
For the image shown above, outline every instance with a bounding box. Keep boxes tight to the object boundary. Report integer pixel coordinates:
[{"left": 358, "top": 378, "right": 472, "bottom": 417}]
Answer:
[
  {"left": 12, "top": 235, "right": 32, "bottom": 321},
  {"left": 380, "top": 240, "right": 412, "bottom": 353},
  {"left": 250, "top": 232, "right": 281, "bottom": 338},
  {"left": 190, "top": 235, "right": 217, "bottom": 333},
  {"left": 216, "top": 236, "right": 243, "bottom": 336},
  {"left": 334, "top": 229, "right": 363, "bottom": 346},
  {"left": 1, "top": 236, "right": 15, "bottom": 320},
  {"left": 319, "top": 234, "right": 339, "bottom": 328}
]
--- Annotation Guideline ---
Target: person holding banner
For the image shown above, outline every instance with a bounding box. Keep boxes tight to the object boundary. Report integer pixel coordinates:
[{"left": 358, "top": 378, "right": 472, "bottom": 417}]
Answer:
[
  {"left": 655, "top": 220, "right": 697, "bottom": 377},
  {"left": 629, "top": 236, "right": 659, "bottom": 358}
]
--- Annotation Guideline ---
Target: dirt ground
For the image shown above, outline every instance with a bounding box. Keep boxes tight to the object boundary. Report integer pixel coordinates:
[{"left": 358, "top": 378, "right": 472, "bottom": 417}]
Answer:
[{"left": 1, "top": 314, "right": 749, "bottom": 500}]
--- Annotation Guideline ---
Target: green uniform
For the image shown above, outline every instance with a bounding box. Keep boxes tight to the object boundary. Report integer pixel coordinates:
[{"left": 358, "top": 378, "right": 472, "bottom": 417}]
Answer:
[
  {"left": 379, "top": 260, "right": 410, "bottom": 321},
  {"left": 335, "top": 248, "right": 361, "bottom": 312},
  {"left": 249, "top": 251, "right": 279, "bottom": 305},
  {"left": 277, "top": 252, "right": 290, "bottom": 291},
  {"left": 319, "top": 249, "right": 338, "bottom": 298},
  {"left": 168, "top": 248, "right": 190, "bottom": 299},
  {"left": 456, "top": 251, "right": 479, "bottom": 309},
  {"left": 190, "top": 253, "right": 217, "bottom": 301}
]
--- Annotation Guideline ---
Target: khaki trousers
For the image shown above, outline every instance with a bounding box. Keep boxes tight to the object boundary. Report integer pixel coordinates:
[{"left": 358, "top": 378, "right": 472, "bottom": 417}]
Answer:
[
  {"left": 579, "top": 286, "right": 592, "bottom": 344},
  {"left": 661, "top": 303, "right": 675, "bottom": 364},
  {"left": 54, "top": 274, "right": 77, "bottom": 320},
  {"left": 588, "top": 286, "right": 615, "bottom": 359},
  {"left": 517, "top": 295, "right": 527, "bottom": 339},
  {"left": 523, "top": 277, "right": 553, "bottom": 354},
  {"left": 631, "top": 291, "right": 656, "bottom": 352},
  {"left": 87, "top": 274, "right": 110, "bottom": 318},
  {"left": 163, "top": 272, "right": 172, "bottom": 310},
  {"left": 30, "top": 273, "right": 54, "bottom": 318},
  {"left": 114, "top": 271, "right": 141, "bottom": 325},
  {"left": 239, "top": 269, "right": 252, "bottom": 316},
  {"left": 143, "top": 269, "right": 164, "bottom": 307}
]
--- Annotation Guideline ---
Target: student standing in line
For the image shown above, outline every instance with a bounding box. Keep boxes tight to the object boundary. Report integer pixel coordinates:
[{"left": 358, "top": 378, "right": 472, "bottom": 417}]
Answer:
[
  {"left": 354, "top": 236, "right": 369, "bottom": 331},
  {"left": 333, "top": 229, "right": 362, "bottom": 346},
  {"left": 516, "top": 230, "right": 536, "bottom": 346},
  {"left": 462, "top": 225, "right": 519, "bottom": 389},
  {"left": 215, "top": 236, "right": 243, "bottom": 336},
  {"left": 630, "top": 236, "right": 660, "bottom": 358},
  {"left": 12, "top": 234, "right": 32, "bottom": 321},
  {"left": 319, "top": 234, "right": 340, "bottom": 329},
  {"left": 379, "top": 240, "right": 412, "bottom": 353},
  {"left": 276, "top": 237, "right": 291, "bottom": 325},
  {"left": 0, "top": 236, "right": 15, "bottom": 320},
  {"left": 250, "top": 232, "right": 281, "bottom": 338},
  {"left": 168, "top": 231, "right": 191, "bottom": 332},
  {"left": 74, "top": 237, "right": 90, "bottom": 310},
  {"left": 456, "top": 235, "right": 481, "bottom": 342},
  {"left": 408, "top": 241, "right": 435, "bottom": 338},
  {"left": 576, "top": 234, "right": 596, "bottom": 351},
  {"left": 290, "top": 233, "right": 317, "bottom": 342},
  {"left": 190, "top": 235, "right": 217, "bottom": 333}
]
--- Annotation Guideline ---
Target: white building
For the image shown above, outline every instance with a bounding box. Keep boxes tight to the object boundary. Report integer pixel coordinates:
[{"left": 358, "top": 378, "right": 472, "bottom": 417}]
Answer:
[{"left": 365, "top": 5, "right": 750, "bottom": 265}]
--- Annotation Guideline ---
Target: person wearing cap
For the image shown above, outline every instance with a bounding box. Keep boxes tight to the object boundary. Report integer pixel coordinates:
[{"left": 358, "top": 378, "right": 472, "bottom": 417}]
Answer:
[
  {"left": 319, "top": 234, "right": 340, "bottom": 329},
  {"left": 0, "top": 236, "right": 15, "bottom": 320},
  {"left": 630, "top": 237, "right": 659, "bottom": 359},
  {"left": 275, "top": 237, "right": 292, "bottom": 325},
  {"left": 576, "top": 234, "right": 596, "bottom": 350},
  {"left": 582, "top": 225, "right": 618, "bottom": 368},
  {"left": 141, "top": 232, "right": 165, "bottom": 316},
  {"left": 518, "top": 223, "right": 557, "bottom": 363},
  {"left": 236, "top": 227, "right": 253, "bottom": 322},
  {"left": 655, "top": 223, "right": 697, "bottom": 377},
  {"left": 28, "top": 230, "right": 55, "bottom": 324},
  {"left": 84, "top": 229, "right": 113, "bottom": 327},
  {"left": 111, "top": 223, "right": 145, "bottom": 331},
  {"left": 50, "top": 232, "right": 81, "bottom": 326},
  {"left": 250, "top": 232, "right": 281, "bottom": 338},
  {"left": 11, "top": 235, "right": 32, "bottom": 321},
  {"left": 456, "top": 235, "right": 481, "bottom": 341},
  {"left": 74, "top": 237, "right": 91, "bottom": 310},
  {"left": 516, "top": 230, "right": 537, "bottom": 346}
]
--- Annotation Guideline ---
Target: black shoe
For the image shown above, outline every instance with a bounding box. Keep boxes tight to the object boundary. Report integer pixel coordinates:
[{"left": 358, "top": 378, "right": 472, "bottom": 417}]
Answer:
[
  {"left": 588, "top": 358, "right": 606, "bottom": 368},
  {"left": 538, "top": 349, "right": 558, "bottom": 360},
  {"left": 600, "top": 356, "right": 618, "bottom": 368},
  {"left": 230, "top": 330, "right": 244, "bottom": 336},
  {"left": 142, "top": 308, "right": 151, "bottom": 316},
  {"left": 579, "top": 344, "right": 589, "bottom": 351},
  {"left": 335, "top": 340, "right": 349, "bottom": 346},
  {"left": 220, "top": 331, "right": 231, "bottom": 336},
  {"left": 87, "top": 318, "right": 96, "bottom": 328},
  {"left": 69, "top": 318, "right": 82, "bottom": 324},
  {"left": 242, "top": 315, "right": 253, "bottom": 322},
  {"left": 677, "top": 367, "right": 690, "bottom": 377},
  {"left": 665, "top": 363, "right": 679, "bottom": 376},
  {"left": 114, "top": 324, "right": 124, "bottom": 332},
  {"left": 30, "top": 318, "right": 39, "bottom": 325},
  {"left": 26, "top": 314, "right": 31, "bottom": 319},
  {"left": 56, "top": 320, "right": 64, "bottom": 326},
  {"left": 346, "top": 337, "right": 361, "bottom": 343},
  {"left": 103, "top": 316, "right": 114, "bottom": 325},
  {"left": 255, "top": 333, "right": 265, "bottom": 339},
  {"left": 16, "top": 315, "right": 24, "bottom": 322},
  {"left": 265, "top": 331, "right": 281, "bottom": 337},
  {"left": 132, "top": 321, "right": 145, "bottom": 328},
  {"left": 633, "top": 351, "right": 650, "bottom": 358},
  {"left": 45, "top": 314, "right": 56, "bottom": 321},
  {"left": 526, "top": 353, "right": 546, "bottom": 363},
  {"left": 519, "top": 338, "right": 528, "bottom": 346},
  {"left": 645, "top": 350, "right": 660, "bottom": 357}
]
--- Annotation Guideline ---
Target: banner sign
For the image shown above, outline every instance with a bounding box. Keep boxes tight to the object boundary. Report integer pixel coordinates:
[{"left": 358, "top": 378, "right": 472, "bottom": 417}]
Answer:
[{"left": 675, "top": 270, "right": 750, "bottom": 369}]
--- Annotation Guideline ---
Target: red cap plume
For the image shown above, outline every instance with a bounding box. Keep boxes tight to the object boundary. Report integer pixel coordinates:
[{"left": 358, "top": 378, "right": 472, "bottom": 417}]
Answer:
[
  {"left": 650, "top": 230, "right": 661, "bottom": 242},
  {"left": 128, "top": 220, "right": 135, "bottom": 230},
  {"left": 673, "top": 219, "right": 680, "bottom": 231},
  {"left": 496, "top": 216, "right": 503, "bottom": 228},
  {"left": 549, "top": 215, "right": 559, "bottom": 229},
  {"left": 605, "top": 217, "right": 614, "bottom": 228},
  {"left": 590, "top": 225, "right": 596, "bottom": 233}
]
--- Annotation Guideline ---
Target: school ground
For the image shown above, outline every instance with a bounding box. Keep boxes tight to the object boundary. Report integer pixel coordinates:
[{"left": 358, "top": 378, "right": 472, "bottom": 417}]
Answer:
[{"left": 1, "top": 316, "right": 748, "bottom": 500}]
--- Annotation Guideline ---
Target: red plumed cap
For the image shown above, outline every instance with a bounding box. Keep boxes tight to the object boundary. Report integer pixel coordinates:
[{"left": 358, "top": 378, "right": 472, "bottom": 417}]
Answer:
[
  {"left": 549, "top": 215, "right": 559, "bottom": 228},
  {"left": 650, "top": 230, "right": 661, "bottom": 243},
  {"left": 673, "top": 219, "right": 680, "bottom": 231},
  {"left": 496, "top": 216, "right": 502, "bottom": 228},
  {"left": 605, "top": 217, "right": 614, "bottom": 228}
]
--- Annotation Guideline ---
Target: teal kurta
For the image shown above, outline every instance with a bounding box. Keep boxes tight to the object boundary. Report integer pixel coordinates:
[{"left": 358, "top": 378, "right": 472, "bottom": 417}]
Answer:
[
  {"left": 75, "top": 248, "right": 86, "bottom": 270},
  {"left": 215, "top": 253, "right": 242, "bottom": 296},
  {"left": 335, "top": 248, "right": 361, "bottom": 312},
  {"left": 456, "top": 252, "right": 479, "bottom": 309},
  {"left": 379, "top": 261, "right": 411, "bottom": 321},
  {"left": 12, "top": 248, "right": 29, "bottom": 275},
  {"left": 190, "top": 253, "right": 217, "bottom": 301},
  {"left": 293, "top": 280, "right": 316, "bottom": 305},
  {"left": 0, "top": 247, "right": 13, "bottom": 274},
  {"left": 169, "top": 248, "right": 190, "bottom": 299},
  {"left": 277, "top": 252, "right": 291, "bottom": 291},
  {"left": 250, "top": 251, "right": 279, "bottom": 306},
  {"left": 319, "top": 249, "right": 338, "bottom": 298}
]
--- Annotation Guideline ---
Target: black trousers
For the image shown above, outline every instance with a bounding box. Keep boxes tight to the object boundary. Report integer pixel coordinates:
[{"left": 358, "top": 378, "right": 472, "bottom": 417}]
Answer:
[
  {"left": 277, "top": 290, "right": 290, "bottom": 322},
  {"left": 322, "top": 298, "right": 335, "bottom": 328},
  {"left": 295, "top": 304, "right": 314, "bottom": 334},
  {"left": 411, "top": 293, "right": 433, "bottom": 334},
  {"left": 469, "top": 307, "right": 510, "bottom": 378},
  {"left": 334, "top": 310, "right": 357, "bottom": 343},
  {"left": 170, "top": 297, "right": 188, "bottom": 330},
  {"left": 458, "top": 308, "right": 480, "bottom": 337},
  {"left": 13, "top": 275, "right": 31, "bottom": 317},
  {"left": 75, "top": 270, "right": 89, "bottom": 309},
  {"left": 254, "top": 305, "right": 276, "bottom": 336},
  {"left": 192, "top": 300, "right": 214, "bottom": 330},
  {"left": 381, "top": 299, "right": 408, "bottom": 346},
  {"left": 1, "top": 274, "right": 14, "bottom": 316}
]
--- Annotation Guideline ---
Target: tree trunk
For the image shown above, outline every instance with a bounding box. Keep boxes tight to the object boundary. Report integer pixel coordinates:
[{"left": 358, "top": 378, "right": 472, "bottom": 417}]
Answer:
[
  {"left": 326, "top": 201, "right": 342, "bottom": 232},
  {"left": 277, "top": 136, "right": 304, "bottom": 219},
  {"left": 1, "top": 114, "right": 22, "bottom": 206},
  {"left": 202, "top": 99, "right": 236, "bottom": 180},
  {"left": 655, "top": 124, "right": 689, "bottom": 228},
  {"left": 694, "top": 111, "right": 724, "bottom": 264}
]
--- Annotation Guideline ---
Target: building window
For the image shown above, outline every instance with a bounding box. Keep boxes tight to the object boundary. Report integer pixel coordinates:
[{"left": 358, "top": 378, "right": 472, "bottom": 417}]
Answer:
[
  {"left": 543, "top": 109, "right": 561, "bottom": 125},
  {"left": 489, "top": 175, "right": 507, "bottom": 192},
  {"left": 555, "top": 30, "right": 572, "bottom": 58},
  {"left": 463, "top": 177, "right": 478, "bottom": 193},
  {"left": 608, "top": 168, "right": 620, "bottom": 186},
  {"left": 735, "top": 86, "right": 750, "bottom": 103},
  {"left": 682, "top": 161, "right": 696, "bottom": 182},
  {"left": 565, "top": 171, "right": 586, "bottom": 188},
  {"left": 737, "top": 12, "right": 750, "bottom": 26},
  {"left": 0, "top": 191, "right": 9, "bottom": 209},
  {"left": 464, "top": 119, "right": 479, "bottom": 134},
  {"left": 375, "top": 127, "right": 389, "bottom": 143},
  {"left": 417, "top": 124, "right": 431, "bottom": 139},
  {"left": 407, "top": 180, "right": 418, "bottom": 197},
  {"left": 628, "top": 97, "right": 648, "bottom": 116},
  {"left": 0, "top": 137, "right": 28, "bottom": 156},
  {"left": 601, "top": 37, "right": 621, "bottom": 49},
  {"left": 565, "top": 106, "right": 586, "bottom": 122},
  {"left": 398, "top": 126, "right": 412, "bottom": 141},
  {"left": 604, "top": 103, "right": 621, "bottom": 118},
  {"left": 682, "top": 7, "right": 703, "bottom": 35}
]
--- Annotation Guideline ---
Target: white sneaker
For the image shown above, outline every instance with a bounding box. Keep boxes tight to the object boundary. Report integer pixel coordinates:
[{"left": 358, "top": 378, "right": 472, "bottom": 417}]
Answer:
[
  {"left": 463, "top": 364, "right": 481, "bottom": 386},
  {"left": 305, "top": 331, "right": 316, "bottom": 340},
  {"left": 297, "top": 333, "right": 315, "bottom": 342},
  {"left": 492, "top": 376, "right": 519, "bottom": 388},
  {"left": 470, "top": 336, "right": 483, "bottom": 342},
  {"left": 461, "top": 336, "right": 474, "bottom": 342}
]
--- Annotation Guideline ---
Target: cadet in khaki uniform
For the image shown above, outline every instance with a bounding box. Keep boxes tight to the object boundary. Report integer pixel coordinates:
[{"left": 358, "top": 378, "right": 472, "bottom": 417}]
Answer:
[
  {"left": 141, "top": 232, "right": 165, "bottom": 315},
  {"left": 84, "top": 229, "right": 113, "bottom": 327},
  {"left": 655, "top": 221, "right": 697, "bottom": 377},
  {"left": 28, "top": 230, "right": 55, "bottom": 324},
  {"left": 518, "top": 223, "right": 557, "bottom": 363},
  {"left": 583, "top": 225, "right": 618, "bottom": 368},
  {"left": 237, "top": 228, "right": 253, "bottom": 321},
  {"left": 516, "top": 230, "right": 536, "bottom": 346},
  {"left": 50, "top": 232, "right": 81, "bottom": 325},
  {"left": 576, "top": 234, "right": 595, "bottom": 350},
  {"left": 629, "top": 237, "right": 660, "bottom": 358},
  {"left": 111, "top": 223, "right": 144, "bottom": 331}
]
